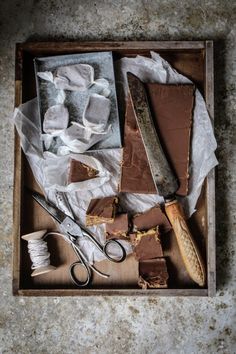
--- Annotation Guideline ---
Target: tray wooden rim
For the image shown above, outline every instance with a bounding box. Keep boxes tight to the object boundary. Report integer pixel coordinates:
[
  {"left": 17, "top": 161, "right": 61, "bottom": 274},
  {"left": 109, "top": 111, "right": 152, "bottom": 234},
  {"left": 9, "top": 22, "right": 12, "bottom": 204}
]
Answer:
[{"left": 13, "top": 40, "right": 215, "bottom": 297}]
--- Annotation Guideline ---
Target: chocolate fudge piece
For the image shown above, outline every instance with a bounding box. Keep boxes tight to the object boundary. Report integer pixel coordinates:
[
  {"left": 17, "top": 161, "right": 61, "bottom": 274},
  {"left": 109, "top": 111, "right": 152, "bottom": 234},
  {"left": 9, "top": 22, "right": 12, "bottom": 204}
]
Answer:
[
  {"left": 146, "top": 83, "right": 194, "bottom": 196},
  {"left": 120, "top": 94, "right": 156, "bottom": 193},
  {"left": 133, "top": 205, "right": 171, "bottom": 233},
  {"left": 138, "top": 258, "right": 169, "bottom": 289},
  {"left": 130, "top": 228, "right": 163, "bottom": 261},
  {"left": 68, "top": 159, "right": 98, "bottom": 183},
  {"left": 86, "top": 196, "right": 118, "bottom": 226},
  {"left": 106, "top": 213, "right": 129, "bottom": 240},
  {"left": 120, "top": 84, "right": 194, "bottom": 196}
]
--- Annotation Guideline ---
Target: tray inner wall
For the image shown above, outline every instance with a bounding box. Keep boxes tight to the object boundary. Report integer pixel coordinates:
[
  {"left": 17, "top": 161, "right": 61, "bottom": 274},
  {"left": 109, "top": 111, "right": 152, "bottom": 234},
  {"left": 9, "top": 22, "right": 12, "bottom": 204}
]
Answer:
[{"left": 19, "top": 46, "right": 207, "bottom": 291}]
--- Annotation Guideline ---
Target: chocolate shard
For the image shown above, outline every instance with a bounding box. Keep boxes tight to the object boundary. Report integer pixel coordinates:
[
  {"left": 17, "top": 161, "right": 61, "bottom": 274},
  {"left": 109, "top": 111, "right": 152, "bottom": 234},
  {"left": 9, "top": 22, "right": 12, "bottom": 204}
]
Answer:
[
  {"left": 133, "top": 205, "right": 171, "bottom": 233},
  {"left": 68, "top": 159, "right": 98, "bottom": 183},
  {"left": 146, "top": 83, "right": 194, "bottom": 196},
  {"left": 120, "top": 94, "right": 156, "bottom": 194},
  {"left": 86, "top": 196, "right": 118, "bottom": 226},
  {"left": 120, "top": 84, "right": 194, "bottom": 196},
  {"left": 130, "top": 228, "right": 163, "bottom": 261},
  {"left": 106, "top": 213, "right": 129, "bottom": 240},
  {"left": 138, "top": 258, "right": 169, "bottom": 289}
]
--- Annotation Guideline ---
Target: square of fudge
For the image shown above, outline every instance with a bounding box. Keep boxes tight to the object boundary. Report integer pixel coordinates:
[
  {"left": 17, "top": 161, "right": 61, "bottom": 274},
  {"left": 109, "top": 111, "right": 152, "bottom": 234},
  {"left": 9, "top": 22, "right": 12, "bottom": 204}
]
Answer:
[
  {"left": 138, "top": 258, "right": 169, "bottom": 289},
  {"left": 132, "top": 205, "right": 171, "bottom": 233},
  {"left": 130, "top": 228, "right": 163, "bottom": 261},
  {"left": 106, "top": 213, "right": 129, "bottom": 240},
  {"left": 86, "top": 196, "right": 118, "bottom": 226},
  {"left": 68, "top": 159, "right": 98, "bottom": 183}
]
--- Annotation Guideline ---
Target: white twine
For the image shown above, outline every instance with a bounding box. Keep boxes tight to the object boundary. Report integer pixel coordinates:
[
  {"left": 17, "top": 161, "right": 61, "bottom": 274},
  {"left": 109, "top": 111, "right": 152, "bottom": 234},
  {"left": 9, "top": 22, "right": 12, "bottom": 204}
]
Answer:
[
  {"left": 26, "top": 232, "right": 79, "bottom": 270},
  {"left": 27, "top": 238, "right": 51, "bottom": 270}
]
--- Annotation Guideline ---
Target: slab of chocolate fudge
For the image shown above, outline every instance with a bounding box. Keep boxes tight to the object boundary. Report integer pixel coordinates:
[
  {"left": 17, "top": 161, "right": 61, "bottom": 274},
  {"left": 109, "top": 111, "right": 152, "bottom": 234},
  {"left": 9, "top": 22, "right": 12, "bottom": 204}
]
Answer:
[
  {"left": 133, "top": 205, "right": 171, "bottom": 233},
  {"left": 146, "top": 83, "right": 194, "bottom": 196},
  {"left": 138, "top": 258, "right": 169, "bottom": 289},
  {"left": 86, "top": 196, "right": 118, "bottom": 226},
  {"left": 130, "top": 228, "right": 163, "bottom": 261},
  {"left": 120, "top": 84, "right": 194, "bottom": 196},
  {"left": 68, "top": 159, "right": 98, "bottom": 183},
  {"left": 106, "top": 213, "right": 129, "bottom": 240}
]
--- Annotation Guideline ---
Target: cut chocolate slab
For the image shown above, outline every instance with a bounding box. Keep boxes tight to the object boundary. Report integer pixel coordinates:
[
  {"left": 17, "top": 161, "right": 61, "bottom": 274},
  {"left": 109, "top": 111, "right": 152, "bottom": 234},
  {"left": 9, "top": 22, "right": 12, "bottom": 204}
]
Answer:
[
  {"left": 86, "top": 196, "right": 118, "bottom": 226},
  {"left": 146, "top": 83, "right": 194, "bottom": 196},
  {"left": 106, "top": 213, "right": 129, "bottom": 240},
  {"left": 120, "top": 94, "right": 156, "bottom": 194},
  {"left": 130, "top": 228, "right": 163, "bottom": 261},
  {"left": 120, "top": 84, "right": 194, "bottom": 196},
  {"left": 133, "top": 205, "right": 171, "bottom": 233},
  {"left": 138, "top": 258, "right": 169, "bottom": 289},
  {"left": 68, "top": 159, "right": 98, "bottom": 183}
]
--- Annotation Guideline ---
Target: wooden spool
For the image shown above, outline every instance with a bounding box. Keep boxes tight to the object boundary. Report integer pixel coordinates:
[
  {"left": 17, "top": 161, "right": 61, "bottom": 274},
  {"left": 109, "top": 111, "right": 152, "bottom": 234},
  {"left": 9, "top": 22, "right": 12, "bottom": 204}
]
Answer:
[{"left": 21, "top": 230, "right": 56, "bottom": 277}]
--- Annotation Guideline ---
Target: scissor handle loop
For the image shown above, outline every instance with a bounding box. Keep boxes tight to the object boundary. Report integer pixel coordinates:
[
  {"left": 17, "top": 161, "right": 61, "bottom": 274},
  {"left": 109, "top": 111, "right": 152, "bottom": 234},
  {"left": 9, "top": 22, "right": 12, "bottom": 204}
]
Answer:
[
  {"left": 103, "top": 239, "right": 126, "bottom": 263},
  {"left": 69, "top": 260, "right": 92, "bottom": 287}
]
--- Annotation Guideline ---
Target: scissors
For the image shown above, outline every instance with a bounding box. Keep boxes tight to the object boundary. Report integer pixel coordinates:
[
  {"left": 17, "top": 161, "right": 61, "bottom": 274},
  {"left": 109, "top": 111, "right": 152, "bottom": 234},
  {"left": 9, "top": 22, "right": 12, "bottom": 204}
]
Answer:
[{"left": 31, "top": 191, "right": 126, "bottom": 287}]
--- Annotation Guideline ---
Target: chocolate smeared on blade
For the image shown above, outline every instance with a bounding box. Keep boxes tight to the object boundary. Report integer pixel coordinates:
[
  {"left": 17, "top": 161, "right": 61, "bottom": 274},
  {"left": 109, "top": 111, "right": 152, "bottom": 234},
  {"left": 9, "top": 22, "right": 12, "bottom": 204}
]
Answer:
[{"left": 120, "top": 94, "right": 156, "bottom": 193}]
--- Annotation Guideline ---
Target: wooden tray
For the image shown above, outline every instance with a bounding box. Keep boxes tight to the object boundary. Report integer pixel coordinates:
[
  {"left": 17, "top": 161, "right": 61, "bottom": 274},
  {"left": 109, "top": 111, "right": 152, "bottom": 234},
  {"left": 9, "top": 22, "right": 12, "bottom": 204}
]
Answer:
[{"left": 13, "top": 41, "right": 215, "bottom": 296}]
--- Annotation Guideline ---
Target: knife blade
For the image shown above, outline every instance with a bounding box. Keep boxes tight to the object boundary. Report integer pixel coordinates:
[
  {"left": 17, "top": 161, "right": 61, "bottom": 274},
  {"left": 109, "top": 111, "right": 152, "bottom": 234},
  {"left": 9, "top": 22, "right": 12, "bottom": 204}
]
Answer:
[{"left": 127, "top": 72, "right": 205, "bottom": 287}]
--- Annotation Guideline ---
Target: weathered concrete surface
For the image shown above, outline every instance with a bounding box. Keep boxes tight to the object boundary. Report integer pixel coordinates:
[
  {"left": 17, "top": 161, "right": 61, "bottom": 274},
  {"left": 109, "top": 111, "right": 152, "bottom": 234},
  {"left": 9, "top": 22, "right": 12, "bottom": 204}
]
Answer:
[{"left": 0, "top": 1, "right": 235, "bottom": 353}]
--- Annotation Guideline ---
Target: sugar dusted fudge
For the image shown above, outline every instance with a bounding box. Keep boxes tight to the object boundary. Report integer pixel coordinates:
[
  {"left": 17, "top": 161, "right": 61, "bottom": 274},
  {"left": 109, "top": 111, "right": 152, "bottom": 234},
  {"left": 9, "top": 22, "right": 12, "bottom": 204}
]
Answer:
[
  {"left": 106, "top": 213, "right": 129, "bottom": 240},
  {"left": 138, "top": 258, "right": 169, "bottom": 289},
  {"left": 68, "top": 159, "right": 98, "bottom": 183},
  {"left": 86, "top": 196, "right": 118, "bottom": 226},
  {"left": 130, "top": 228, "right": 163, "bottom": 261}
]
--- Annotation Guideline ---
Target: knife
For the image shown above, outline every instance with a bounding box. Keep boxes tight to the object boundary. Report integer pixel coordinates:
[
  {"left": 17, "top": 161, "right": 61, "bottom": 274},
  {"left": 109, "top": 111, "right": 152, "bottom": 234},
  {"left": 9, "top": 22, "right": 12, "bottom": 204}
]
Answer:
[{"left": 127, "top": 72, "right": 205, "bottom": 287}]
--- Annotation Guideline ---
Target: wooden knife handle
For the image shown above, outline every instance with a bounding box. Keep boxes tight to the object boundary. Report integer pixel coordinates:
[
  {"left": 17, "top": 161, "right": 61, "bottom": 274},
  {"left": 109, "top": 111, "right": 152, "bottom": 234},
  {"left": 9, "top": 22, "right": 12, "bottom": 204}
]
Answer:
[{"left": 165, "top": 200, "right": 206, "bottom": 287}]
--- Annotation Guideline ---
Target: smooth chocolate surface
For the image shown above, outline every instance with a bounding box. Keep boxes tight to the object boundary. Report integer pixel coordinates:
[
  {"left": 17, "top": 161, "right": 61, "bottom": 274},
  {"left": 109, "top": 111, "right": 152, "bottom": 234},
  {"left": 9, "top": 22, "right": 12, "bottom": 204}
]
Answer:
[
  {"left": 133, "top": 205, "right": 171, "bottom": 233},
  {"left": 146, "top": 83, "right": 194, "bottom": 196},
  {"left": 120, "top": 84, "right": 194, "bottom": 196},
  {"left": 68, "top": 159, "right": 98, "bottom": 183},
  {"left": 138, "top": 258, "right": 169, "bottom": 289},
  {"left": 106, "top": 213, "right": 129, "bottom": 240},
  {"left": 120, "top": 94, "right": 156, "bottom": 193},
  {"left": 130, "top": 228, "right": 163, "bottom": 261},
  {"left": 86, "top": 196, "right": 118, "bottom": 226}
]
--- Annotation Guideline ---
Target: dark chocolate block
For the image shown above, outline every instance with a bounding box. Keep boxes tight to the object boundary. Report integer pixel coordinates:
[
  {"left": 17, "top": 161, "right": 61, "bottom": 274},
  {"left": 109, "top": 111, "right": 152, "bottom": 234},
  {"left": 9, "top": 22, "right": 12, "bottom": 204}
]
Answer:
[
  {"left": 146, "top": 83, "right": 194, "bottom": 196},
  {"left": 133, "top": 205, "right": 171, "bottom": 233},
  {"left": 86, "top": 196, "right": 118, "bottom": 226},
  {"left": 138, "top": 258, "right": 169, "bottom": 289},
  {"left": 68, "top": 159, "right": 98, "bottom": 183},
  {"left": 130, "top": 228, "right": 163, "bottom": 261},
  {"left": 120, "top": 84, "right": 194, "bottom": 196},
  {"left": 106, "top": 213, "right": 129, "bottom": 240}
]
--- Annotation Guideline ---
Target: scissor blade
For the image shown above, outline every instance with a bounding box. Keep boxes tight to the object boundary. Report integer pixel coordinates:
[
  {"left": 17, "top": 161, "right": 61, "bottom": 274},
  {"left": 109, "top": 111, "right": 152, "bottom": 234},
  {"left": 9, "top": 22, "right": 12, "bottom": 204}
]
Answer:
[{"left": 31, "top": 191, "right": 67, "bottom": 224}]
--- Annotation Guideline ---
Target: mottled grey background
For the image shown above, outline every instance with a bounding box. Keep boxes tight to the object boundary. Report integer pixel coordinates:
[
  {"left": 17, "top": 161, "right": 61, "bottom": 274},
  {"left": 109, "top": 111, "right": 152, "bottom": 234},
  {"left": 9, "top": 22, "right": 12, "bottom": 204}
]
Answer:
[{"left": 0, "top": 1, "right": 235, "bottom": 353}]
